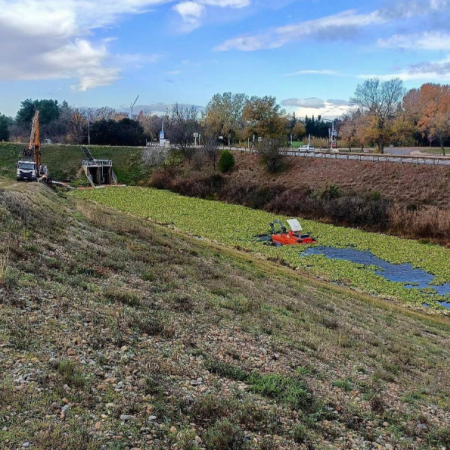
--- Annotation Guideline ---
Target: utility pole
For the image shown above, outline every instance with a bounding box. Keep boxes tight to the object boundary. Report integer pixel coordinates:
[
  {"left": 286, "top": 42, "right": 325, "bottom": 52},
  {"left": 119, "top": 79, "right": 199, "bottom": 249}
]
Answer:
[
  {"left": 130, "top": 95, "right": 139, "bottom": 119},
  {"left": 84, "top": 108, "right": 93, "bottom": 146},
  {"left": 322, "top": 118, "right": 338, "bottom": 150}
]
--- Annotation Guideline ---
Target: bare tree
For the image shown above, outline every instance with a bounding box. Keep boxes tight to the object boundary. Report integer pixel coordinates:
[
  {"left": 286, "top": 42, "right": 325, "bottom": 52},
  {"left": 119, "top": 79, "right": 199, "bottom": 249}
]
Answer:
[
  {"left": 350, "top": 78, "right": 405, "bottom": 153},
  {"left": 69, "top": 109, "right": 88, "bottom": 144},
  {"left": 95, "top": 107, "right": 116, "bottom": 121},
  {"left": 166, "top": 103, "right": 199, "bottom": 159},
  {"left": 142, "top": 146, "right": 169, "bottom": 167},
  {"left": 203, "top": 132, "right": 219, "bottom": 170},
  {"left": 138, "top": 112, "right": 163, "bottom": 143}
]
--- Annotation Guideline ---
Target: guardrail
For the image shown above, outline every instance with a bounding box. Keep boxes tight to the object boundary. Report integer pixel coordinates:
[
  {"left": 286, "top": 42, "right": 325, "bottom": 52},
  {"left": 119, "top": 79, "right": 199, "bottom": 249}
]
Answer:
[
  {"left": 230, "top": 147, "right": 450, "bottom": 167},
  {"left": 82, "top": 159, "right": 113, "bottom": 167}
]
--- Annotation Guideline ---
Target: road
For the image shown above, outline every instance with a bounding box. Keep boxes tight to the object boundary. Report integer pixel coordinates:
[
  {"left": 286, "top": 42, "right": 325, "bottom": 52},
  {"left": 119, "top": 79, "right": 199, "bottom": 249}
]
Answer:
[
  {"left": 233, "top": 147, "right": 450, "bottom": 166},
  {"left": 147, "top": 144, "right": 450, "bottom": 166}
]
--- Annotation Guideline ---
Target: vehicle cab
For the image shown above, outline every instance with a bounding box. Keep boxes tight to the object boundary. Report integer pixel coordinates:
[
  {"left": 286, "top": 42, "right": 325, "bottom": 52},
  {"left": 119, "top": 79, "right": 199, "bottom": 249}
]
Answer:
[{"left": 17, "top": 160, "right": 38, "bottom": 181}]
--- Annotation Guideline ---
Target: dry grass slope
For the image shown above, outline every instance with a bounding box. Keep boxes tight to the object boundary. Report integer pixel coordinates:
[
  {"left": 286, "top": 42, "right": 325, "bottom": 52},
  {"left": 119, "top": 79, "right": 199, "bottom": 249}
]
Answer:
[{"left": 0, "top": 179, "right": 449, "bottom": 449}]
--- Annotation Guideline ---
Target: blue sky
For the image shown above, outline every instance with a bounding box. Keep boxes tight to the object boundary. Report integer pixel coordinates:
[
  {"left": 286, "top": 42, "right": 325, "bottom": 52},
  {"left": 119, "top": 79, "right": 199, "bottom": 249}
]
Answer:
[{"left": 1, "top": 0, "right": 450, "bottom": 118}]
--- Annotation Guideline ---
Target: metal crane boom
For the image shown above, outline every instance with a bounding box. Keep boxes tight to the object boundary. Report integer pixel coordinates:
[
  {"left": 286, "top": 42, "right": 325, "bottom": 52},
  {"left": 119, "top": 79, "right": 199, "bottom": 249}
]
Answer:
[
  {"left": 18, "top": 110, "right": 48, "bottom": 181},
  {"left": 31, "top": 111, "right": 41, "bottom": 169},
  {"left": 23, "top": 110, "right": 40, "bottom": 164}
]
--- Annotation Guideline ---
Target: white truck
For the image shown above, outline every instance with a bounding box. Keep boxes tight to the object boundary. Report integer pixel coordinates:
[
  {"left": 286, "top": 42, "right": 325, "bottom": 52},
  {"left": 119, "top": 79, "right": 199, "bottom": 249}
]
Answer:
[
  {"left": 16, "top": 160, "right": 38, "bottom": 182},
  {"left": 16, "top": 160, "right": 48, "bottom": 182}
]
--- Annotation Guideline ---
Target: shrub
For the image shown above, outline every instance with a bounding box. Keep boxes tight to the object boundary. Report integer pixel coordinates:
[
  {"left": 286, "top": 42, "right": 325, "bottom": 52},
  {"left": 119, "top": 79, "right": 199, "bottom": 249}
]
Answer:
[
  {"left": 204, "top": 359, "right": 249, "bottom": 382},
  {"left": 249, "top": 373, "right": 315, "bottom": 411},
  {"left": 54, "top": 359, "right": 87, "bottom": 389},
  {"left": 150, "top": 169, "right": 174, "bottom": 190},
  {"left": 204, "top": 419, "right": 247, "bottom": 450},
  {"left": 165, "top": 149, "right": 184, "bottom": 168},
  {"left": 257, "top": 138, "right": 284, "bottom": 173},
  {"left": 292, "top": 424, "right": 309, "bottom": 444},
  {"left": 369, "top": 395, "right": 385, "bottom": 412},
  {"left": 105, "top": 288, "right": 141, "bottom": 307},
  {"left": 128, "top": 310, "right": 165, "bottom": 335},
  {"left": 246, "top": 186, "right": 273, "bottom": 209},
  {"left": 218, "top": 151, "right": 235, "bottom": 173},
  {"left": 332, "top": 378, "right": 353, "bottom": 392},
  {"left": 321, "top": 185, "right": 341, "bottom": 200}
]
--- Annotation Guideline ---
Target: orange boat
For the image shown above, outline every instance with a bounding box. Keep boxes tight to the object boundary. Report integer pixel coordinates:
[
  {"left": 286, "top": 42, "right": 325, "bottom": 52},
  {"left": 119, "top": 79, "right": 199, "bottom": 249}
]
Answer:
[{"left": 270, "top": 219, "right": 317, "bottom": 246}]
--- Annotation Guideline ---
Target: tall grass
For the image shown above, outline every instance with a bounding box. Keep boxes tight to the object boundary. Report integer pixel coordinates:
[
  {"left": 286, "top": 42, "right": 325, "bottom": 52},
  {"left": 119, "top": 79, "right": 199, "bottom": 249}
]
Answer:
[{"left": 0, "top": 241, "right": 10, "bottom": 285}]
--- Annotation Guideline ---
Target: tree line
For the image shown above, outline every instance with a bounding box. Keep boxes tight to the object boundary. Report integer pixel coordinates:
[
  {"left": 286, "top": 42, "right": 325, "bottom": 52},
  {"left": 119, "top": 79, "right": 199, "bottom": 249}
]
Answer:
[{"left": 2, "top": 79, "right": 450, "bottom": 155}]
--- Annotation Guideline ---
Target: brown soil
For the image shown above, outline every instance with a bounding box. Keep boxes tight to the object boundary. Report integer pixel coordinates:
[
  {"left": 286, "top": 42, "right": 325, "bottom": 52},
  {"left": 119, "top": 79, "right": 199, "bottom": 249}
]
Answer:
[{"left": 229, "top": 153, "right": 450, "bottom": 209}]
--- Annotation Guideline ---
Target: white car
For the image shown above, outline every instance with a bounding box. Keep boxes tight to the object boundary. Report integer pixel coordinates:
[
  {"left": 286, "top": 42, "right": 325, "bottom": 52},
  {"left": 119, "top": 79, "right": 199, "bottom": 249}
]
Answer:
[{"left": 299, "top": 145, "right": 315, "bottom": 152}]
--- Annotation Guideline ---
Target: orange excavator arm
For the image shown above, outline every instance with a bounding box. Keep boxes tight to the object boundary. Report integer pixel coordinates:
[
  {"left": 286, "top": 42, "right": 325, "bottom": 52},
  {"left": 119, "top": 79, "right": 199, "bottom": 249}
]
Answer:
[{"left": 29, "top": 111, "right": 41, "bottom": 169}]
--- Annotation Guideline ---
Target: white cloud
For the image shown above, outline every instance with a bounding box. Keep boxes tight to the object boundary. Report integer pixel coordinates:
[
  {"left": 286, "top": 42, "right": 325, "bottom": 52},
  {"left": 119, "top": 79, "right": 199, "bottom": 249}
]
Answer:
[
  {"left": 359, "top": 54, "right": 450, "bottom": 81},
  {"left": 215, "top": 0, "right": 450, "bottom": 52},
  {"left": 378, "top": 32, "right": 450, "bottom": 50},
  {"left": 215, "top": 9, "right": 386, "bottom": 51},
  {"left": 284, "top": 69, "right": 339, "bottom": 76},
  {"left": 0, "top": 0, "right": 170, "bottom": 89},
  {"left": 173, "top": 1, "right": 205, "bottom": 25},
  {"left": 281, "top": 98, "right": 351, "bottom": 119},
  {"left": 173, "top": 0, "right": 251, "bottom": 28},
  {"left": 282, "top": 98, "right": 326, "bottom": 108},
  {"left": 379, "top": 0, "right": 449, "bottom": 19},
  {"left": 166, "top": 70, "right": 182, "bottom": 74},
  {"left": 199, "top": 0, "right": 250, "bottom": 7}
]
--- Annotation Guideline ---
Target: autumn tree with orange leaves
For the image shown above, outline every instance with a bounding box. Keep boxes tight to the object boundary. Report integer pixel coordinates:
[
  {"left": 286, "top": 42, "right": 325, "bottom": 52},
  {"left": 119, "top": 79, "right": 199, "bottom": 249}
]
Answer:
[{"left": 413, "top": 84, "right": 450, "bottom": 155}]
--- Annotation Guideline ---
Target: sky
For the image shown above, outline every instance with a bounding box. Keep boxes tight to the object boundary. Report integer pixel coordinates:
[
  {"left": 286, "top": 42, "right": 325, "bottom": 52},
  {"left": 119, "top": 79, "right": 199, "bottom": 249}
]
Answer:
[{"left": 2, "top": 0, "right": 450, "bottom": 118}]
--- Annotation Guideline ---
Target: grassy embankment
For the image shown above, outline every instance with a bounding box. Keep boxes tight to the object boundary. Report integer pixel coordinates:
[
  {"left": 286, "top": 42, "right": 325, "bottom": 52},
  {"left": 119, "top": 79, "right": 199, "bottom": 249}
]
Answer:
[
  {"left": 0, "top": 143, "right": 149, "bottom": 185},
  {"left": 74, "top": 187, "right": 450, "bottom": 312},
  {"left": 0, "top": 179, "right": 449, "bottom": 449}
]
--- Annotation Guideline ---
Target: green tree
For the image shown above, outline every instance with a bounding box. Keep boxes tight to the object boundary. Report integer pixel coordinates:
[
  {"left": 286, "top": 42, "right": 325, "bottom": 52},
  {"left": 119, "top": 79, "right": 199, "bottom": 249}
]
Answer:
[
  {"left": 0, "top": 114, "right": 11, "bottom": 141},
  {"left": 90, "top": 118, "right": 144, "bottom": 146},
  {"left": 16, "top": 99, "right": 60, "bottom": 125},
  {"left": 243, "top": 96, "right": 287, "bottom": 139},
  {"left": 218, "top": 150, "right": 235, "bottom": 173},
  {"left": 305, "top": 115, "right": 330, "bottom": 138},
  {"left": 293, "top": 122, "right": 306, "bottom": 140},
  {"left": 204, "top": 92, "right": 248, "bottom": 144}
]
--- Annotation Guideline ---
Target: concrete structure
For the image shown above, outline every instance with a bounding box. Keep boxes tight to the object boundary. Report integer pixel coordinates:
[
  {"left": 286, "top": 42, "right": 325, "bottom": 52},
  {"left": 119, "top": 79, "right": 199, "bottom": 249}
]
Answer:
[{"left": 81, "top": 146, "right": 118, "bottom": 187}]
